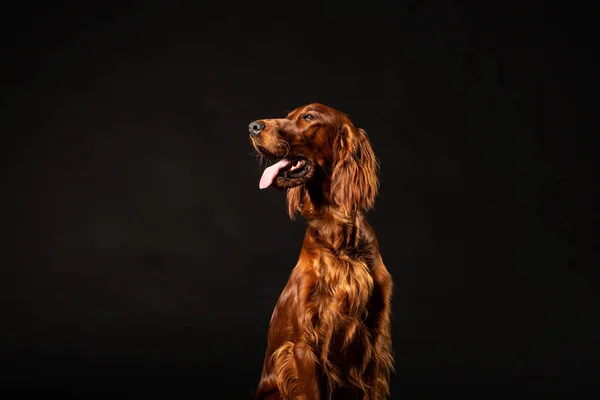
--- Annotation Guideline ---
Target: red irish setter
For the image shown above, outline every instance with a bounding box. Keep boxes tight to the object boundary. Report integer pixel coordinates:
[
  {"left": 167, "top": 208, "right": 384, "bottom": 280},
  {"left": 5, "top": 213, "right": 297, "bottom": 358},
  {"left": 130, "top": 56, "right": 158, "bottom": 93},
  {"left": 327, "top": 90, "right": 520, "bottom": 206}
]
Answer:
[{"left": 248, "top": 103, "right": 393, "bottom": 400}]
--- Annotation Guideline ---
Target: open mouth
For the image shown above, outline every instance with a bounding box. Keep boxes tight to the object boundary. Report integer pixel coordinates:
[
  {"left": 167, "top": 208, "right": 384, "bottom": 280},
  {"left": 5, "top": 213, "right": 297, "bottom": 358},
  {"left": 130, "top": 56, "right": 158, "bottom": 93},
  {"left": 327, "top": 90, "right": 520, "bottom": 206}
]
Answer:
[
  {"left": 282, "top": 157, "right": 310, "bottom": 179},
  {"left": 258, "top": 156, "right": 311, "bottom": 189}
]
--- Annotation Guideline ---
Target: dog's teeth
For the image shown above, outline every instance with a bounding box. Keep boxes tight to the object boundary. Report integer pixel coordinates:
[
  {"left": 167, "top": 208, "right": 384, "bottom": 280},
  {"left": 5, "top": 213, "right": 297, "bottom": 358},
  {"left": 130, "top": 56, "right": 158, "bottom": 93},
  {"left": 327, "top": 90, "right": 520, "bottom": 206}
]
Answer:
[{"left": 289, "top": 160, "right": 304, "bottom": 172}]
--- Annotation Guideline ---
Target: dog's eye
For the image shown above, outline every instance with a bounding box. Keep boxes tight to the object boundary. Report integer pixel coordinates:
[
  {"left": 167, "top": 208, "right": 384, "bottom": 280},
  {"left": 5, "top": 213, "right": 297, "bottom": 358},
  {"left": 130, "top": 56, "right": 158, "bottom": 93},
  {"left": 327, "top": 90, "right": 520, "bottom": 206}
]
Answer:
[{"left": 302, "top": 114, "right": 315, "bottom": 121}]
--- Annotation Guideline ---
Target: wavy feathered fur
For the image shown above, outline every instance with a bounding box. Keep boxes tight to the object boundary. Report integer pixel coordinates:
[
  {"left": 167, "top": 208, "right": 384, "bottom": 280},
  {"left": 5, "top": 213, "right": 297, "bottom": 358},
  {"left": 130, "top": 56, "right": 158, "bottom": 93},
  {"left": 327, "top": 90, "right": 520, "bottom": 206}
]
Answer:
[{"left": 250, "top": 103, "right": 393, "bottom": 400}]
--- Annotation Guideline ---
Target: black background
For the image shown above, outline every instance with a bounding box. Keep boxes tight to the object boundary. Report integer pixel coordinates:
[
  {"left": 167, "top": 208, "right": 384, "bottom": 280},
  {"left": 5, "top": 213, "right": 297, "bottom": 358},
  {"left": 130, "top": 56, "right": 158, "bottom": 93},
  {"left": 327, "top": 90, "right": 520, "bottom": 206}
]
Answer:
[{"left": 1, "top": 1, "right": 598, "bottom": 397}]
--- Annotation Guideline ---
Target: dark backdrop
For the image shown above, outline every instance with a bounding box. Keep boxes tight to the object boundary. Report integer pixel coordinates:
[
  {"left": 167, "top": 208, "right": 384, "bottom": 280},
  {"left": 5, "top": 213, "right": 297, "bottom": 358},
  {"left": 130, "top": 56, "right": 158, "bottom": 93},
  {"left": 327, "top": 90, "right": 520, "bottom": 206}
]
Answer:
[{"left": 1, "top": 1, "right": 597, "bottom": 397}]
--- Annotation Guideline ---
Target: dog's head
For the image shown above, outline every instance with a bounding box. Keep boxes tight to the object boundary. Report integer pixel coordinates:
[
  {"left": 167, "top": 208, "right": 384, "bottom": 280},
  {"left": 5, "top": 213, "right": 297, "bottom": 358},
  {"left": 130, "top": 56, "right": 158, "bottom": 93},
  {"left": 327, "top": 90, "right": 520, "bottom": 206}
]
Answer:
[{"left": 249, "top": 103, "right": 379, "bottom": 219}]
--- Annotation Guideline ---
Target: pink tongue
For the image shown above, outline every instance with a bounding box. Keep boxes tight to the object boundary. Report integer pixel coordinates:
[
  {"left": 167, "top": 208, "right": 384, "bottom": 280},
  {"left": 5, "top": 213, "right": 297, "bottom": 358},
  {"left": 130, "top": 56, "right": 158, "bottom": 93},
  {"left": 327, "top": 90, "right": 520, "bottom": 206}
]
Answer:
[{"left": 259, "top": 159, "right": 291, "bottom": 189}]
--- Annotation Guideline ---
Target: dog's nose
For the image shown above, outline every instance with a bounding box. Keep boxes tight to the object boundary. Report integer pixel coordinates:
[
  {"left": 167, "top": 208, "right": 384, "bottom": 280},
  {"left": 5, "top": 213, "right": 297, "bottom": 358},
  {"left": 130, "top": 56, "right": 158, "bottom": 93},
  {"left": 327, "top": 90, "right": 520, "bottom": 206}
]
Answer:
[{"left": 249, "top": 120, "right": 265, "bottom": 137}]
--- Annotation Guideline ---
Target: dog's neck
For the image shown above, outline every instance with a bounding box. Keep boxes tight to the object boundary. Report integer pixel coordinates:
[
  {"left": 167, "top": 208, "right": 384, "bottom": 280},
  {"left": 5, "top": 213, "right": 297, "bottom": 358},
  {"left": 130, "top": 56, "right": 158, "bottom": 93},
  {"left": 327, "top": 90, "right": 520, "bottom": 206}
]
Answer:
[
  {"left": 298, "top": 182, "right": 368, "bottom": 253},
  {"left": 307, "top": 208, "right": 365, "bottom": 253}
]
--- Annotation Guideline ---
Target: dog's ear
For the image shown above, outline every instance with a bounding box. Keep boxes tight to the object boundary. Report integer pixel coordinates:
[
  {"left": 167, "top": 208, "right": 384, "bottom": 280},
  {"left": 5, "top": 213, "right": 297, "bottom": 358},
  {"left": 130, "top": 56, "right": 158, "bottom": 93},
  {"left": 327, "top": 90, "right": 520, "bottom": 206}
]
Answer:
[{"left": 331, "top": 123, "right": 379, "bottom": 216}]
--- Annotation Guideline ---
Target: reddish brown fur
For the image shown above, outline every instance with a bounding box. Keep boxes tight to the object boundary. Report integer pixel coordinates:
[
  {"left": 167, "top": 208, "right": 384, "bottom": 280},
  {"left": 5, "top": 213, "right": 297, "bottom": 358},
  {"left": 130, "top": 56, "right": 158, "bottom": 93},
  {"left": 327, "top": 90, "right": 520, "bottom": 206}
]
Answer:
[{"left": 250, "top": 104, "right": 393, "bottom": 400}]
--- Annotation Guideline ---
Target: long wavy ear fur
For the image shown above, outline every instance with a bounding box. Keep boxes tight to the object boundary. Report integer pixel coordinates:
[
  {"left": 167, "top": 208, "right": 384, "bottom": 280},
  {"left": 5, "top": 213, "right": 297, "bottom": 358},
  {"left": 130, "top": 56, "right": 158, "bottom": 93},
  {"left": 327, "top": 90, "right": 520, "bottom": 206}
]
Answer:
[{"left": 330, "top": 123, "right": 379, "bottom": 216}]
